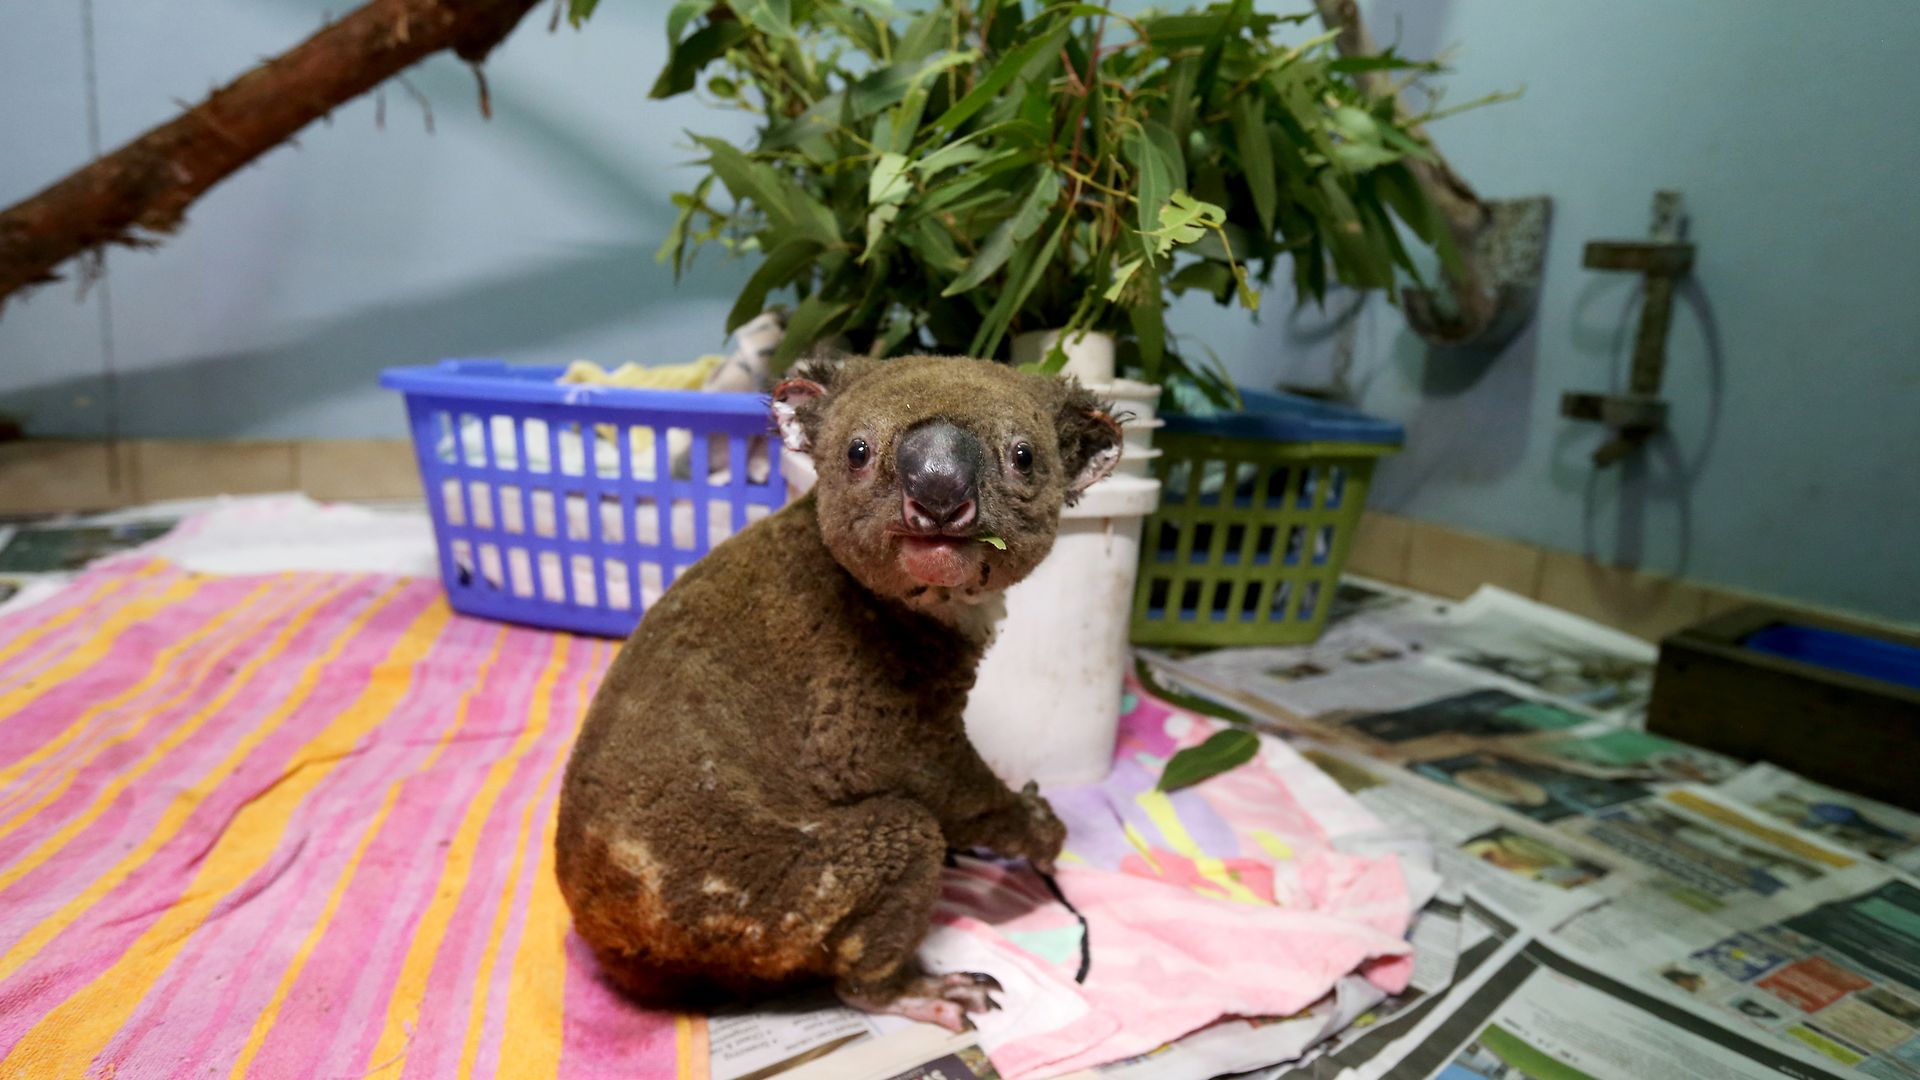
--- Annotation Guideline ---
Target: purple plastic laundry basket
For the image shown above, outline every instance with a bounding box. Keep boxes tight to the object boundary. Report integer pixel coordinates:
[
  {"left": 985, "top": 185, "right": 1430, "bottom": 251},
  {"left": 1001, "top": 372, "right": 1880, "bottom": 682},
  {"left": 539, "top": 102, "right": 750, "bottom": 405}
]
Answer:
[{"left": 381, "top": 360, "right": 788, "bottom": 637}]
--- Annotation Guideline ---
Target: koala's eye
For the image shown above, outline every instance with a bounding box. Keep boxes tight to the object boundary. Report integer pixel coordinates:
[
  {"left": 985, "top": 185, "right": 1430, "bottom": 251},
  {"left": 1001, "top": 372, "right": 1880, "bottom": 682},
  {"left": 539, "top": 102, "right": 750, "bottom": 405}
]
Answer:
[
  {"left": 847, "top": 438, "right": 871, "bottom": 469},
  {"left": 1012, "top": 441, "right": 1034, "bottom": 473}
]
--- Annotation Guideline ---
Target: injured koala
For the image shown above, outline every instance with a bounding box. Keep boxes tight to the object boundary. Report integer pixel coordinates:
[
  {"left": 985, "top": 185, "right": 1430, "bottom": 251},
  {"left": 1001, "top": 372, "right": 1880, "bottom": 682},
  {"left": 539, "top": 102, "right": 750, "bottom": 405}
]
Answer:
[{"left": 556, "top": 355, "right": 1121, "bottom": 1030}]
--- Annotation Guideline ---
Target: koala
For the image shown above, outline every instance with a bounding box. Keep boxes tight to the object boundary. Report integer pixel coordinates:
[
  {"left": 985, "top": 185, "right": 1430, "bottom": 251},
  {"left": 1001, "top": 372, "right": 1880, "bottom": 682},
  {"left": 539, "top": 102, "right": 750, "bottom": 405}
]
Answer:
[{"left": 555, "top": 355, "right": 1122, "bottom": 1030}]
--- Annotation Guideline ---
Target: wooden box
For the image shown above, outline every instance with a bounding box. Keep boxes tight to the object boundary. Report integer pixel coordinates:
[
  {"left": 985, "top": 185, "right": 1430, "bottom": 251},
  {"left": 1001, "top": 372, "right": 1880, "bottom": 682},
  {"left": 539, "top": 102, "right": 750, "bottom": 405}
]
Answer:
[{"left": 1647, "top": 605, "right": 1920, "bottom": 812}]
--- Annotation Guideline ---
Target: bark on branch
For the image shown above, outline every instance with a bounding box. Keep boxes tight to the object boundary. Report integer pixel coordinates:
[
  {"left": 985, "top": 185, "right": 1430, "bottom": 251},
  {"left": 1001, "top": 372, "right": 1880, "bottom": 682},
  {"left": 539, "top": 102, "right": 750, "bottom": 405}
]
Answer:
[{"left": 0, "top": 0, "right": 543, "bottom": 307}]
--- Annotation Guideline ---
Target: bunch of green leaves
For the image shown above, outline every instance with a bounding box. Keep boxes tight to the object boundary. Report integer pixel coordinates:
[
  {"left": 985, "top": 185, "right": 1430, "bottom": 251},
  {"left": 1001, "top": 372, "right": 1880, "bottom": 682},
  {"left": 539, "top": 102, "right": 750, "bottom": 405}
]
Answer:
[{"left": 575, "top": 0, "right": 1466, "bottom": 392}]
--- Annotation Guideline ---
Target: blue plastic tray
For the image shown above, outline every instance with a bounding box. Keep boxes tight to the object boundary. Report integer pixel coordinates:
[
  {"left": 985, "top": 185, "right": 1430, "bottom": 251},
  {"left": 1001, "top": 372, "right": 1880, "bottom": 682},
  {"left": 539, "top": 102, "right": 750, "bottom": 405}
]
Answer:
[{"left": 1162, "top": 389, "right": 1404, "bottom": 446}]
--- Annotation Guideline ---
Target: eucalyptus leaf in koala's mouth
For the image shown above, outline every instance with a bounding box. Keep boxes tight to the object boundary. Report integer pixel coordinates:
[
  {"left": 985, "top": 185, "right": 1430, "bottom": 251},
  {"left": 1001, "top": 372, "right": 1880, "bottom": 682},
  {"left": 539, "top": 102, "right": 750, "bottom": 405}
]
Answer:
[
  {"left": 898, "top": 535, "right": 978, "bottom": 589},
  {"left": 979, "top": 535, "right": 1007, "bottom": 550}
]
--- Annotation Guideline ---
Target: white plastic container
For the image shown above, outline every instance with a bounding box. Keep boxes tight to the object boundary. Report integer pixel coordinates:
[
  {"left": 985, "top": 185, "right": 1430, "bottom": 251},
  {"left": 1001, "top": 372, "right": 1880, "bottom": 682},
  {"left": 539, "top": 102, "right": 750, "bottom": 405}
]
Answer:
[
  {"left": 1012, "top": 329, "right": 1115, "bottom": 384},
  {"left": 963, "top": 470, "right": 1160, "bottom": 786}
]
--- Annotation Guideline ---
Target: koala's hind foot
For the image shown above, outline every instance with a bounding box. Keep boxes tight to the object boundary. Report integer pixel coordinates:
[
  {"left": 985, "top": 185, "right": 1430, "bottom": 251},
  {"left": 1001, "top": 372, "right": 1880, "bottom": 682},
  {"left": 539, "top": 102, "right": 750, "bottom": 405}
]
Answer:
[{"left": 837, "top": 970, "right": 1005, "bottom": 1033}]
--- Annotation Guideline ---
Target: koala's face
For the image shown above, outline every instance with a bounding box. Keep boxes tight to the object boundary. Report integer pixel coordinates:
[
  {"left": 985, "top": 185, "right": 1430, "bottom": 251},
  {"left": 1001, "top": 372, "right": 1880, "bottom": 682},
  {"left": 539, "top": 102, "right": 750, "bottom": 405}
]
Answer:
[{"left": 772, "top": 355, "right": 1121, "bottom": 604}]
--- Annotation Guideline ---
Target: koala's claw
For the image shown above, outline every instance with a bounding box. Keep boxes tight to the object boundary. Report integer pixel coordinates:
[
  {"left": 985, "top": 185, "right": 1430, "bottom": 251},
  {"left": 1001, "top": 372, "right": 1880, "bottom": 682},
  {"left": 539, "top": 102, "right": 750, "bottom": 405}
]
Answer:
[
  {"left": 957, "top": 971, "right": 1005, "bottom": 993},
  {"left": 839, "top": 972, "right": 1005, "bottom": 1033}
]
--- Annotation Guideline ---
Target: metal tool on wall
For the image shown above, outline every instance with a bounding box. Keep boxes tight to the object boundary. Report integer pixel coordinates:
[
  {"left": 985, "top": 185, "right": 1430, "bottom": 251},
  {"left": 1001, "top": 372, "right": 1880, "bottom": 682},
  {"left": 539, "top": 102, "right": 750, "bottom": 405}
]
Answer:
[{"left": 1562, "top": 190, "right": 1695, "bottom": 466}]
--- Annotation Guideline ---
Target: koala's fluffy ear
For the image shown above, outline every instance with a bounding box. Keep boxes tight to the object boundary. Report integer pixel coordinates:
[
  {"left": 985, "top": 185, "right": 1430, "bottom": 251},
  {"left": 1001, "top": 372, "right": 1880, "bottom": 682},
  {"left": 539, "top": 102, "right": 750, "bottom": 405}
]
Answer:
[
  {"left": 769, "top": 354, "right": 875, "bottom": 452},
  {"left": 1054, "top": 379, "right": 1124, "bottom": 500}
]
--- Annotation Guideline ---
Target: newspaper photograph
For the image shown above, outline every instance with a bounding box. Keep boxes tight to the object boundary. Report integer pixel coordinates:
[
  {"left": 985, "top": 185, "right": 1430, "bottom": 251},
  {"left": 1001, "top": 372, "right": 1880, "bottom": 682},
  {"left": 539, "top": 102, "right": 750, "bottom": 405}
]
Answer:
[
  {"left": 1324, "top": 690, "right": 1609, "bottom": 770},
  {"left": 1718, "top": 764, "right": 1920, "bottom": 875},
  {"left": 1407, "top": 748, "right": 1652, "bottom": 826},
  {"left": 1515, "top": 727, "right": 1745, "bottom": 785},
  {"left": 1324, "top": 578, "right": 1453, "bottom": 631}
]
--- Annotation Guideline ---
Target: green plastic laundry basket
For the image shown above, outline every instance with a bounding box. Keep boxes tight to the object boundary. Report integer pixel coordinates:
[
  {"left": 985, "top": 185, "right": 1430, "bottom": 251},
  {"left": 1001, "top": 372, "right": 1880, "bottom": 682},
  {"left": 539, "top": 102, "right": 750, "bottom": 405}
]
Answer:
[{"left": 1130, "top": 389, "right": 1403, "bottom": 647}]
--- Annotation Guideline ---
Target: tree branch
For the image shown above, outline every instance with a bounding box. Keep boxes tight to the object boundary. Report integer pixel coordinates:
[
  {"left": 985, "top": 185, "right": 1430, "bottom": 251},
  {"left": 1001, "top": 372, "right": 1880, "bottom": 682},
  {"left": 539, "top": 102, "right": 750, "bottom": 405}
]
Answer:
[
  {"left": 1312, "top": 0, "right": 1500, "bottom": 343},
  {"left": 0, "top": 0, "right": 542, "bottom": 308}
]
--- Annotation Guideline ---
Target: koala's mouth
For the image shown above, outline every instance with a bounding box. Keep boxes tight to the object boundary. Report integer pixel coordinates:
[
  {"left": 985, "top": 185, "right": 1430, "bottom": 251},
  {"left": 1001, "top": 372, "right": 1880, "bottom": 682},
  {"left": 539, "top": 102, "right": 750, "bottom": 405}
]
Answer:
[{"left": 891, "top": 533, "right": 982, "bottom": 589}]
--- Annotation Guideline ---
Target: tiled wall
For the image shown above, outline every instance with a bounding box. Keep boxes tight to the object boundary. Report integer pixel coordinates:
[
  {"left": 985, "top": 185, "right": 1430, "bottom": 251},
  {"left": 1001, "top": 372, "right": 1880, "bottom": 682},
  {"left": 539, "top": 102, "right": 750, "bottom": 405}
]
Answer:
[
  {"left": 0, "top": 439, "right": 1880, "bottom": 643},
  {"left": 1343, "top": 509, "right": 1838, "bottom": 642},
  {"left": 0, "top": 439, "right": 420, "bottom": 514}
]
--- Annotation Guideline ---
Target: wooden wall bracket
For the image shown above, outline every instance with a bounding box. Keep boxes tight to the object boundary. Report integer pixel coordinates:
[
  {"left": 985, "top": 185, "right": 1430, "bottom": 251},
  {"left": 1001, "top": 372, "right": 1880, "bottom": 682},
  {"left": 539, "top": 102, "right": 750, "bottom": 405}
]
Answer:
[{"left": 1561, "top": 191, "right": 1695, "bottom": 466}]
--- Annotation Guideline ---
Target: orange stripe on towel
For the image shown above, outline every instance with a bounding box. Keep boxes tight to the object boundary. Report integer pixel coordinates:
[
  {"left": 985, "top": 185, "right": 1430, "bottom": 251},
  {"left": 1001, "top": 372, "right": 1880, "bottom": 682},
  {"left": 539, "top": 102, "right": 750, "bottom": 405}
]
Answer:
[{"left": 363, "top": 632, "right": 573, "bottom": 1077}]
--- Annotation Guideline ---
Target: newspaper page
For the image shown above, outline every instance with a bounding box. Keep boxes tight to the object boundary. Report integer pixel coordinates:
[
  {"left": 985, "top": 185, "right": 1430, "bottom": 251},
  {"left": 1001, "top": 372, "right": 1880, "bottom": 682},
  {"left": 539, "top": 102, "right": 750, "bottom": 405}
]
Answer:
[
  {"left": 1553, "top": 788, "right": 1920, "bottom": 1079},
  {"left": 1323, "top": 931, "right": 1849, "bottom": 1080},
  {"left": 1375, "top": 586, "right": 1658, "bottom": 726},
  {"left": 778, "top": 1023, "right": 1009, "bottom": 1080},
  {"left": 1300, "top": 744, "right": 1625, "bottom": 929},
  {"left": 1717, "top": 763, "right": 1920, "bottom": 876},
  {"left": 1138, "top": 622, "right": 1485, "bottom": 734},
  {"left": 1260, "top": 897, "right": 1517, "bottom": 1080},
  {"left": 706, "top": 993, "right": 887, "bottom": 1080},
  {"left": 0, "top": 519, "right": 176, "bottom": 573}
]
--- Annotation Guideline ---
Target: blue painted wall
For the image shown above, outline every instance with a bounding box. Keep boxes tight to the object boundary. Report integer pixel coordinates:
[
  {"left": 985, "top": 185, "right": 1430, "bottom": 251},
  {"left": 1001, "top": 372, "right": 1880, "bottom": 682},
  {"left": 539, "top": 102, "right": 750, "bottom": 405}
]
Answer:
[{"left": 2, "top": 2, "right": 1917, "bottom": 622}]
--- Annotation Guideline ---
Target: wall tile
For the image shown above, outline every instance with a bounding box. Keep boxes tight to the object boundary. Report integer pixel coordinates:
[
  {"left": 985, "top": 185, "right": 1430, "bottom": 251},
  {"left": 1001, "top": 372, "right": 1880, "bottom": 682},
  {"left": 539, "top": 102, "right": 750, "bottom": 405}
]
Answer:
[
  {"left": 132, "top": 440, "right": 296, "bottom": 503},
  {"left": 1535, "top": 549, "right": 1711, "bottom": 642},
  {"left": 1404, "top": 520, "right": 1545, "bottom": 601},
  {"left": 1346, "top": 511, "right": 1414, "bottom": 584},
  {"left": 0, "top": 441, "right": 135, "bottom": 515},
  {"left": 296, "top": 440, "right": 422, "bottom": 501}
]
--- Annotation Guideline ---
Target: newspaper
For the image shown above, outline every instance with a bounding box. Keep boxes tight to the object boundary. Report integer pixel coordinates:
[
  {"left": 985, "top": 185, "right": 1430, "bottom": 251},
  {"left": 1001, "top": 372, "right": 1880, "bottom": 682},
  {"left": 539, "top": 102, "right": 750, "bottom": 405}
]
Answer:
[
  {"left": 1718, "top": 764, "right": 1920, "bottom": 875},
  {"left": 0, "top": 519, "right": 176, "bottom": 573},
  {"left": 1376, "top": 586, "right": 1658, "bottom": 725},
  {"left": 1130, "top": 574, "right": 1920, "bottom": 1080},
  {"left": 706, "top": 993, "right": 890, "bottom": 1080},
  {"left": 1319, "top": 926, "right": 1850, "bottom": 1080},
  {"left": 1299, "top": 744, "right": 1622, "bottom": 930}
]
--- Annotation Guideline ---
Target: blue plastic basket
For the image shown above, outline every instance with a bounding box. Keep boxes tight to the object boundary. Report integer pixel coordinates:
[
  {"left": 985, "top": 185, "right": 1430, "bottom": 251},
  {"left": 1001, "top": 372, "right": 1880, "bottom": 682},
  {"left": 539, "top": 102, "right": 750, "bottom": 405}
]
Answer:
[{"left": 381, "top": 361, "right": 788, "bottom": 637}]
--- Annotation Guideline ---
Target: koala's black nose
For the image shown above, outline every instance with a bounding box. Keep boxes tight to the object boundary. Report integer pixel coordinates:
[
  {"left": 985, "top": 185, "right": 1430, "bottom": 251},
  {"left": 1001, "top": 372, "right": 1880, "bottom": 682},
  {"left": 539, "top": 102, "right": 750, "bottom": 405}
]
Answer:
[{"left": 896, "top": 421, "right": 982, "bottom": 531}]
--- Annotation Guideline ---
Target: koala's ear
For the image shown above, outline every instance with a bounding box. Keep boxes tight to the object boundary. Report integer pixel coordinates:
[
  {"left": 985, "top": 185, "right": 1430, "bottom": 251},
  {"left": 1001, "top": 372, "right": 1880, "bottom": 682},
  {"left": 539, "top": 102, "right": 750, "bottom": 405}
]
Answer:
[
  {"left": 1054, "top": 379, "right": 1124, "bottom": 499},
  {"left": 770, "top": 377, "right": 826, "bottom": 451},
  {"left": 768, "top": 355, "right": 876, "bottom": 452}
]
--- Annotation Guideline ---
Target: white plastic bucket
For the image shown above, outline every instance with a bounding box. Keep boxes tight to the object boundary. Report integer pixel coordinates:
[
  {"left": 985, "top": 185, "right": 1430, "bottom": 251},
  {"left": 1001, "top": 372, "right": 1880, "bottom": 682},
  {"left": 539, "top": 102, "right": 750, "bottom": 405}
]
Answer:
[
  {"left": 964, "top": 471, "right": 1161, "bottom": 786},
  {"left": 1012, "top": 329, "right": 1116, "bottom": 384}
]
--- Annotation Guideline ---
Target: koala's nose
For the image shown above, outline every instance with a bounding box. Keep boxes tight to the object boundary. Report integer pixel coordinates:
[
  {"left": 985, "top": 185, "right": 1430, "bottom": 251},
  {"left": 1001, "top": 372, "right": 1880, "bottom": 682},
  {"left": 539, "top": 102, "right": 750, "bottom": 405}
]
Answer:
[{"left": 896, "top": 421, "right": 982, "bottom": 531}]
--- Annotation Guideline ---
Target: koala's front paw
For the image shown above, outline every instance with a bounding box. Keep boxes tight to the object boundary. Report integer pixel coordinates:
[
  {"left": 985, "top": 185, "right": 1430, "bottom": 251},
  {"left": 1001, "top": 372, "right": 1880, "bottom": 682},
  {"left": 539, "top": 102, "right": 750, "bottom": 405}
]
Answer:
[{"left": 1008, "top": 781, "right": 1066, "bottom": 875}]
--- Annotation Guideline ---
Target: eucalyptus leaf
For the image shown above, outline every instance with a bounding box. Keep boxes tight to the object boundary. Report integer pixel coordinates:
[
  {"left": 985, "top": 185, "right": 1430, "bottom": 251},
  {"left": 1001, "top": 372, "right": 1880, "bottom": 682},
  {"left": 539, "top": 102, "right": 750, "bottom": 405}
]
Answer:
[
  {"left": 663, "top": 0, "right": 707, "bottom": 43},
  {"left": 732, "top": 0, "right": 794, "bottom": 39},
  {"left": 868, "top": 152, "right": 912, "bottom": 206},
  {"left": 1231, "top": 94, "right": 1278, "bottom": 236},
  {"left": 650, "top": 21, "right": 748, "bottom": 99},
  {"left": 772, "top": 294, "right": 855, "bottom": 371},
  {"left": 970, "top": 210, "right": 1070, "bottom": 357},
  {"left": 728, "top": 239, "right": 824, "bottom": 332},
  {"left": 930, "top": 24, "right": 1069, "bottom": 133},
  {"left": 942, "top": 169, "right": 1059, "bottom": 298},
  {"left": 1158, "top": 729, "right": 1260, "bottom": 792}
]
